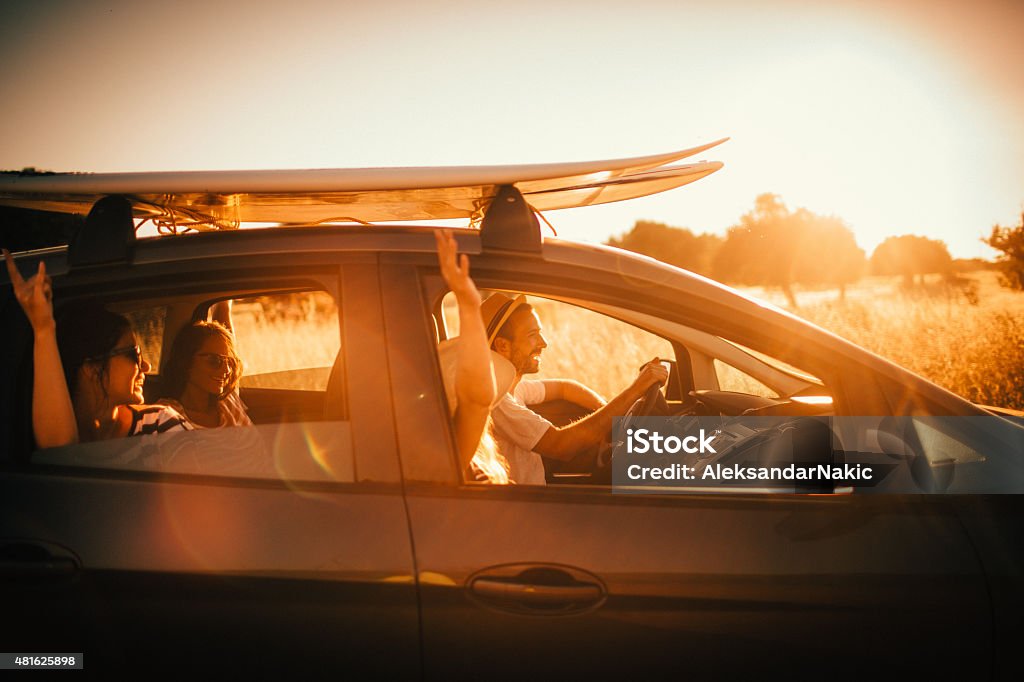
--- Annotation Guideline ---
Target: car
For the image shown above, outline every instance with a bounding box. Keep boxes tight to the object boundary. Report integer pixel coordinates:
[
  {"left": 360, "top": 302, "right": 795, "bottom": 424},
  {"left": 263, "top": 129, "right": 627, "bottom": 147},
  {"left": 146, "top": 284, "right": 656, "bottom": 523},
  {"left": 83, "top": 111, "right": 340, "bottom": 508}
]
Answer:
[{"left": 1, "top": 151, "right": 1022, "bottom": 677}]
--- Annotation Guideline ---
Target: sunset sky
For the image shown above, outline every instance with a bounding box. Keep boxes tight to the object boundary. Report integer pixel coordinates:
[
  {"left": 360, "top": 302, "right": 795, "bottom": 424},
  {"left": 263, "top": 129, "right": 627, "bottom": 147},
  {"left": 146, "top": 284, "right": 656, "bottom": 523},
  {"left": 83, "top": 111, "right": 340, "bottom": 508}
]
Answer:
[{"left": 1, "top": 0, "right": 1021, "bottom": 258}]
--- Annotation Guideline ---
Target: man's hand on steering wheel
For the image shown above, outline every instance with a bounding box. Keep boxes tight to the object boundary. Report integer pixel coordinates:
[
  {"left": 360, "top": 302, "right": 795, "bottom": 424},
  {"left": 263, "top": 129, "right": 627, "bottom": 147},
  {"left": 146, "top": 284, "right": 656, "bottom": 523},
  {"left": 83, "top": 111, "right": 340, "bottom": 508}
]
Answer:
[
  {"left": 593, "top": 358, "right": 670, "bottom": 474},
  {"left": 623, "top": 357, "right": 670, "bottom": 425},
  {"left": 630, "top": 358, "right": 669, "bottom": 399}
]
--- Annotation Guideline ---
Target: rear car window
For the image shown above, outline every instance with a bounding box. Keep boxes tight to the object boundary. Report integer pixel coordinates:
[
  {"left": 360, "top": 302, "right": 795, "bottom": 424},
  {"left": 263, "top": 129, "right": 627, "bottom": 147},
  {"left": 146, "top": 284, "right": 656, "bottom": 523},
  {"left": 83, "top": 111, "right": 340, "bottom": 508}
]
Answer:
[
  {"left": 27, "top": 285, "right": 354, "bottom": 483},
  {"left": 232, "top": 291, "right": 340, "bottom": 391}
]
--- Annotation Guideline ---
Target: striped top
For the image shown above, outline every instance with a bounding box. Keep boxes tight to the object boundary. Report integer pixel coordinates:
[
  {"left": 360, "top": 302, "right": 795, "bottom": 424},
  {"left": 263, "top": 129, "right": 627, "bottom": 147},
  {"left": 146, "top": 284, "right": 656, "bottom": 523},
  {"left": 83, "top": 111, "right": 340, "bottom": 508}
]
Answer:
[{"left": 126, "top": 405, "right": 193, "bottom": 436}]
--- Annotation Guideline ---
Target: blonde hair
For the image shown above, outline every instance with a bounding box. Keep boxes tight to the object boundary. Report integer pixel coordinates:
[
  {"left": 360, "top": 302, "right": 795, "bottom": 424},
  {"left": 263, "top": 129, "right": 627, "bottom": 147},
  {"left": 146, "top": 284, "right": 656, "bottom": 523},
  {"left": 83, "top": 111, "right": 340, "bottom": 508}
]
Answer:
[{"left": 470, "top": 418, "right": 512, "bottom": 485}]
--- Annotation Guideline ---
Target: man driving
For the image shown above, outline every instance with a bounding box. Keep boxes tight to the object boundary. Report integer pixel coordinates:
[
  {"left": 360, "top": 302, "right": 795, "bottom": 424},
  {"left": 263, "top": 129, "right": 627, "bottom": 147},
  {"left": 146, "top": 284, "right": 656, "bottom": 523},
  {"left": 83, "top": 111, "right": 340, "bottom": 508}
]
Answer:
[{"left": 483, "top": 293, "right": 668, "bottom": 485}]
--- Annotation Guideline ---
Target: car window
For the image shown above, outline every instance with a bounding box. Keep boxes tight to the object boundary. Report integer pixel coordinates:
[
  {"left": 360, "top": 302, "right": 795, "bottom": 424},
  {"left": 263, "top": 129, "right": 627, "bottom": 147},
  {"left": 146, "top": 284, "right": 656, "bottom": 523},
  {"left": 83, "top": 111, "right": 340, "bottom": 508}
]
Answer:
[
  {"left": 713, "top": 359, "right": 780, "bottom": 398},
  {"left": 431, "top": 283, "right": 847, "bottom": 494},
  {"left": 720, "top": 339, "right": 823, "bottom": 384},
  {"left": 29, "top": 284, "right": 355, "bottom": 484},
  {"left": 231, "top": 291, "right": 340, "bottom": 391}
]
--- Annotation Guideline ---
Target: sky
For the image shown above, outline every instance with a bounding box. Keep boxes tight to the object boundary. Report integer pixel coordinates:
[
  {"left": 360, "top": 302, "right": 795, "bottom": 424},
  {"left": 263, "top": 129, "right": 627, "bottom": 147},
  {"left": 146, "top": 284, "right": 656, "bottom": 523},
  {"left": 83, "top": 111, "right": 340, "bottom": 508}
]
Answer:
[{"left": 1, "top": 0, "right": 1021, "bottom": 258}]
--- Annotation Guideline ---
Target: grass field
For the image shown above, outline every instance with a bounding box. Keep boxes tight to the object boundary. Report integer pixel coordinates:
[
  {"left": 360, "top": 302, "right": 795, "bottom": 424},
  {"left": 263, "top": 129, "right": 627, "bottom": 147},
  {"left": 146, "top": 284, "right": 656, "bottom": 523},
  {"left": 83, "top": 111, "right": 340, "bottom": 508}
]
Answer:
[{"left": 746, "top": 271, "right": 1024, "bottom": 410}]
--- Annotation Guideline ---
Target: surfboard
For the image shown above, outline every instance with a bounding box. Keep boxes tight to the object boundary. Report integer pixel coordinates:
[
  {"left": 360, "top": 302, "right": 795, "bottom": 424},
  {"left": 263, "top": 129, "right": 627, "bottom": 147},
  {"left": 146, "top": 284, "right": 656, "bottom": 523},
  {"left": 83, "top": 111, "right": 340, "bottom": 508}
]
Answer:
[{"left": 0, "top": 139, "right": 727, "bottom": 228}]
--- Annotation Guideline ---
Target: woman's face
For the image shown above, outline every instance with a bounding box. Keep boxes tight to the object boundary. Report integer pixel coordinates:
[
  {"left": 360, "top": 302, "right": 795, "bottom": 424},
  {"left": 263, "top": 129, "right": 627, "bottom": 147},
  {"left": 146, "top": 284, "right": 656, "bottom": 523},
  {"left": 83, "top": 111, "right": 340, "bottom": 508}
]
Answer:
[
  {"left": 101, "top": 331, "right": 151, "bottom": 405},
  {"left": 187, "top": 334, "right": 234, "bottom": 398}
]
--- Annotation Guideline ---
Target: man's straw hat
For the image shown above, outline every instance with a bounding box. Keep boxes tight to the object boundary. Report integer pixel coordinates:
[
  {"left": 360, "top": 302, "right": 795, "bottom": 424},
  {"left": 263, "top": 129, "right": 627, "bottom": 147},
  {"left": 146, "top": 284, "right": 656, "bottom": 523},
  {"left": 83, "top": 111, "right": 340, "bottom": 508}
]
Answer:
[{"left": 480, "top": 293, "right": 528, "bottom": 347}]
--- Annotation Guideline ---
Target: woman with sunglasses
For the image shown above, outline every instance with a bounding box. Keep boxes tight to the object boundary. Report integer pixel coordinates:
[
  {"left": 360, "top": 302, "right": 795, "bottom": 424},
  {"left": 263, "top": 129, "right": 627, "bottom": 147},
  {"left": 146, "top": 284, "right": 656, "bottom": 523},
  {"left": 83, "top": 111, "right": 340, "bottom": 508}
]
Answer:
[
  {"left": 5, "top": 251, "right": 190, "bottom": 448},
  {"left": 157, "top": 317, "right": 252, "bottom": 428}
]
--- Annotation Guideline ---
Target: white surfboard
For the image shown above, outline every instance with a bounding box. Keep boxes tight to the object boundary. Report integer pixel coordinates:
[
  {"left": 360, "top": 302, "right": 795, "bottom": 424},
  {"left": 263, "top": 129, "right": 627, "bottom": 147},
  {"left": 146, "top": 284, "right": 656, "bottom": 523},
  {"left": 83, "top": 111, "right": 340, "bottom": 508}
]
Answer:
[{"left": 0, "top": 139, "right": 727, "bottom": 227}]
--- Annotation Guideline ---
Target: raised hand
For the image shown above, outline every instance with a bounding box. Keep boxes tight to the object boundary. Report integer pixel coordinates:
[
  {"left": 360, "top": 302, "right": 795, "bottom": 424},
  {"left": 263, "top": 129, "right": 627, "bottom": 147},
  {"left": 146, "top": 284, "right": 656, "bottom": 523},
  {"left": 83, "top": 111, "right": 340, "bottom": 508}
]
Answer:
[
  {"left": 5, "top": 249, "right": 78, "bottom": 447},
  {"left": 4, "top": 249, "right": 55, "bottom": 334},
  {"left": 434, "top": 230, "right": 481, "bottom": 308}
]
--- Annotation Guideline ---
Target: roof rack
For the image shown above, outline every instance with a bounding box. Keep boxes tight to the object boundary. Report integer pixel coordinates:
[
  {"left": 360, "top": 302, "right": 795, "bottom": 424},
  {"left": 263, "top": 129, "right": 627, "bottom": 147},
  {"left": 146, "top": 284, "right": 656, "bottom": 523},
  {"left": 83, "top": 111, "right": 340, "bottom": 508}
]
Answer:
[
  {"left": 68, "top": 195, "right": 135, "bottom": 267},
  {"left": 479, "top": 185, "right": 542, "bottom": 254}
]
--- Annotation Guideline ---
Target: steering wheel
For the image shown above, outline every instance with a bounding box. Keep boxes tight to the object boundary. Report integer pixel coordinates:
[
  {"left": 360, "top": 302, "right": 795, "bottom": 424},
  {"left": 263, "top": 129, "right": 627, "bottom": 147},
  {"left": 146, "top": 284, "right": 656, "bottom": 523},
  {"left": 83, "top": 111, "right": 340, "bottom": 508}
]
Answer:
[
  {"left": 593, "top": 381, "right": 666, "bottom": 474},
  {"left": 627, "top": 381, "right": 666, "bottom": 422}
]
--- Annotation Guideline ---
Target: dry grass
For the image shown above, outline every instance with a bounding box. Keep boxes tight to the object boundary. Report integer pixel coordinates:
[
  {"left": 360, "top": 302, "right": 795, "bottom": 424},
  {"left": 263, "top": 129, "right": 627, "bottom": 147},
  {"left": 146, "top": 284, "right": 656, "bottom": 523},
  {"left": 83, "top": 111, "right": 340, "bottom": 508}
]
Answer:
[
  {"left": 233, "top": 317, "right": 339, "bottom": 377},
  {"left": 231, "top": 293, "right": 340, "bottom": 390},
  {"left": 751, "top": 271, "right": 1024, "bottom": 410}
]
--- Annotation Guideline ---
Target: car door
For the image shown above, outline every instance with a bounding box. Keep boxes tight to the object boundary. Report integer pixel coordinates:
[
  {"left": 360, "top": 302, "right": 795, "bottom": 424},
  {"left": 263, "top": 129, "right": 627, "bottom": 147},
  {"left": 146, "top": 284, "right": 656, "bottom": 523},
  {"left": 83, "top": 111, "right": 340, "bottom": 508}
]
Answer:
[
  {"left": 379, "top": 247, "right": 991, "bottom": 680},
  {"left": 0, "top": 250, "right": 419, "bottom": 674}
]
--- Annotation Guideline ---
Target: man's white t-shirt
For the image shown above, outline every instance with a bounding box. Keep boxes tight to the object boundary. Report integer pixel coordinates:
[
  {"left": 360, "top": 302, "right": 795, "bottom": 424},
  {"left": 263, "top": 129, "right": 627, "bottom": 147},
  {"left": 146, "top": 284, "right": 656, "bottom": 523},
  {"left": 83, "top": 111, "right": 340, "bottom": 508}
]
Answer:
[{"left": 491, "top": 379, "right": 553, "bottom": 485}]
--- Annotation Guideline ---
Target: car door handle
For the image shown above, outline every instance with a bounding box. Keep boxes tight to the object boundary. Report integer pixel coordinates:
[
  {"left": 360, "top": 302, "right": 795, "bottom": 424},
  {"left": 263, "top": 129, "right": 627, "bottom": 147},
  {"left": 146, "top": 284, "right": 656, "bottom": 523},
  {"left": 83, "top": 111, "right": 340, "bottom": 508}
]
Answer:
[
  {"left": 0, "top": 542, "right": 79, "bottom": 579},
  {"left": 471, "top": 578, "right": 602, "bottom": 605},
  {"left": 0, "top": 557, "right": 78, "bottom": 577},
  {"left": 467, "top": 564, "right": 606, "bottom": 614}
]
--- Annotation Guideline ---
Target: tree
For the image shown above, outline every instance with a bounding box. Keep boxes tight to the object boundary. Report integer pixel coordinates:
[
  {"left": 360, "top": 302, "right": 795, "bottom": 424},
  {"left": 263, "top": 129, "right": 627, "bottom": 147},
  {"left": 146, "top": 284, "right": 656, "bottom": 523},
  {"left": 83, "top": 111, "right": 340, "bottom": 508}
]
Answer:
[
  {"left": 714, "top": 194, "right": 795, "bottom": 303},
  {"left": 984, "top": 212, "right": 1024, "bottom": 290},
  {"left": 870, "top": 235, "right": 953, "bottom": 286},
  {"left": 793, "top": 210, "right": 866, "bottom": 300},
  {"left": 606, "top": 220, "right": 723, "bottom": 277},
  {"left": 713, "top": 194, "right": 864, "bottom": 306}
]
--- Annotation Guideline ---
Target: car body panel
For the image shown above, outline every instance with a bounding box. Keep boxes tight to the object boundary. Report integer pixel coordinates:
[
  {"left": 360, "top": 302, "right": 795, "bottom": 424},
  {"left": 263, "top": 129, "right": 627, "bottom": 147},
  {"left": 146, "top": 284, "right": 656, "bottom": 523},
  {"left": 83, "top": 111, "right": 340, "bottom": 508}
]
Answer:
[
  {"left": 0, "top": 471, "right": 419, "bottom": 672},
  {"left": 404, "top": 487, "right": 990, "bottom": 679}
]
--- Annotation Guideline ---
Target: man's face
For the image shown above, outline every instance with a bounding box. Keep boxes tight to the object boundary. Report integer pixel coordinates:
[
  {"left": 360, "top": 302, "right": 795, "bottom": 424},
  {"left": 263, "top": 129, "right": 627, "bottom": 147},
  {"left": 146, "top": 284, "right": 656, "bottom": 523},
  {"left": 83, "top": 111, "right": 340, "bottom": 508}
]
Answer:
[{"left": 497, "top": 309, "right": 547, "bottom": 375}]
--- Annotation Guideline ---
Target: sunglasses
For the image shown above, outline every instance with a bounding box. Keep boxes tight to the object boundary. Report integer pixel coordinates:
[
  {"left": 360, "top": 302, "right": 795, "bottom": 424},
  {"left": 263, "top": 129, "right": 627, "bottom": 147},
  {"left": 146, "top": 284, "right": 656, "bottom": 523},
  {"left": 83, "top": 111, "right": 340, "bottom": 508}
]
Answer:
[
  {"left": 196, "top": 352, "right": 237, "bottom": 371},
  {"left": 90, "top": 344, "right": 144, "bottom": 367}
]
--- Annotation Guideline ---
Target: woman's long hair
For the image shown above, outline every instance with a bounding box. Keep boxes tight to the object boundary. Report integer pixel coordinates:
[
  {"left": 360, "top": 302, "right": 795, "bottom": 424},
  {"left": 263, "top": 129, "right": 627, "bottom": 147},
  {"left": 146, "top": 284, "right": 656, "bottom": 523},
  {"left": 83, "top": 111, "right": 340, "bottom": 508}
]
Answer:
[
  {"left": 472, "top": 418, "right": 511, "bottom": 485},
  {"left": 56, "top": 303, "right": 132, "bottom": 400},
  {"left": 159, "top": 321, "right": 242, "bottom": 401}
]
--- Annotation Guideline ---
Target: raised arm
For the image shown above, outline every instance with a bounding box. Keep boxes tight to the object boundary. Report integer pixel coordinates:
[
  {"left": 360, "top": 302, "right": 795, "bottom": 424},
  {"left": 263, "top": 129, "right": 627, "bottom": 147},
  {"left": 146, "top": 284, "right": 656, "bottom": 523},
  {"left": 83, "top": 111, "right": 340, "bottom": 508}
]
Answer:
[
  {"left": 210, "top": 299, "right": 234, "bottom": 333},
  {"left": 435, "top": 231, "right": 496, "bottom": 471},
  {"left": 5, "top": 250, "right": 78, "bottom": 447}
]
